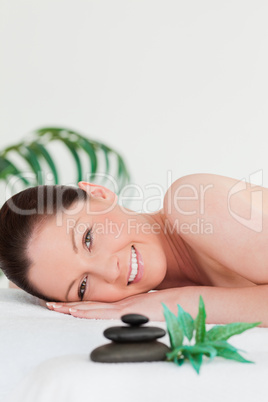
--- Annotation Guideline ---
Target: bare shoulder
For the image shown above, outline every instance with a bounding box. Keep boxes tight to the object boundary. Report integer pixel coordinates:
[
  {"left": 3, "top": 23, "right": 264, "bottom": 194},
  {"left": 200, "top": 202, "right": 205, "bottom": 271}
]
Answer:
[{"left": 163, "top": 173, "right": 268, "bottom": 284}]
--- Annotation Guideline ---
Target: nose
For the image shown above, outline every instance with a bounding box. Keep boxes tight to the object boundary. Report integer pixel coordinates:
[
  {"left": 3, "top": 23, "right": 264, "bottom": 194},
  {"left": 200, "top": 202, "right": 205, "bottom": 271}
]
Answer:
[{"left": 90, "top": 254, "right": 120, "bottom": 284}]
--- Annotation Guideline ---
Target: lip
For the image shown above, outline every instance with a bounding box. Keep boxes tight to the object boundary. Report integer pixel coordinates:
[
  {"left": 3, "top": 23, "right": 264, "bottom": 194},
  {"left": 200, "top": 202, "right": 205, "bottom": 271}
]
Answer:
[{"left": 127, "top": 245, "right": 144, "bottom": 285}]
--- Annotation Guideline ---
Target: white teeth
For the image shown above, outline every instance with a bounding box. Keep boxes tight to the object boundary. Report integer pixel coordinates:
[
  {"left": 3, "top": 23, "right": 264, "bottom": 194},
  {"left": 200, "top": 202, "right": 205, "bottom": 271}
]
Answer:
[{"left": 129, "top": 246, "right": 138, "bottom": 283}]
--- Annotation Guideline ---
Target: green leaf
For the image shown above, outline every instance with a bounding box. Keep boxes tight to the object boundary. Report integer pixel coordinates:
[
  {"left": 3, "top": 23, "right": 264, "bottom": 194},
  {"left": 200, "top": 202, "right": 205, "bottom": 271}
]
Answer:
[
  {"left": 162, "top": 296, "right": 260, "bottom": 373},
  {"left": 162, "top": 303, "right": 184, "bottom": 349},
  {"left": 166, "top": 344, "right": 217, "bottom": 362},
  {"left": 34, "top": 126, "right": 131, "bottom": 192},
  {"left": 28, "top": 143, "right": 59, "bottom": 184},
  {"left": 173, "top": 356, "right": 185, "bottom": 366},
  {"left": 216, "top": 348, "right": 254, "bottom": 364},
  {"left": 0, "top": 126, "right": 131, "bottom": 197},
  {"left": 177, "top": 304, "right": 195, "bottom": 341},
  {"left": 36, "top": 127, "right": 60, "bottom": 136},
  {"left": 18, "top": 145, "right": 43, "bottom": 184},
  {"left": 184, "top": 345, "right": 217, "bottom": 361},
  {"left": 194, "top": 296, "right": 207, "bottom": 343},
  {"left": 99, "top": 144, "right": 110, "bottom": 180},
  {"left": 166, "top": 347, "right": 183, "bottom": 361},
  {"left": 188, "top": 353, "right": 203, "bottom": 374},
  {"left": 205, "top": 322, "right": 261, "bottom": 342},
  {"left": 0, "top": 156, "right": 30, "bottom": 185},
  {"left": 177, "top": 357, "right": 185, "bottom": 366},
  {"left": 205, "top": 340, "right": 241, "bottom": 353},
  {"left": 76, "top": 136, "right": 98, "bottom": 181},
  {"left": 117, "top": 154, "right": 129, "bottom": 190},
  {"left": 59, "top": 137, "right": 83, "bottom": 182}
]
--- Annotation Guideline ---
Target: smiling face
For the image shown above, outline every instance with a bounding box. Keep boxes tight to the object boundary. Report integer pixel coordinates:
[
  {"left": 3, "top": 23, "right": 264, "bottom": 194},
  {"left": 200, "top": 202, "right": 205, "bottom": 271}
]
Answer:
[{"left": 27, "top": 182, "right": 169, "bottom": 302}]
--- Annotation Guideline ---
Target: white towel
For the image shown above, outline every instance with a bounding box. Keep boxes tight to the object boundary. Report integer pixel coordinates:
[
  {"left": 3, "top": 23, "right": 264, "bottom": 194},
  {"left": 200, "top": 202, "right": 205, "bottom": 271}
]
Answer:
[{"left": 1, "top": 289, "right": 268, "bottom": 402}]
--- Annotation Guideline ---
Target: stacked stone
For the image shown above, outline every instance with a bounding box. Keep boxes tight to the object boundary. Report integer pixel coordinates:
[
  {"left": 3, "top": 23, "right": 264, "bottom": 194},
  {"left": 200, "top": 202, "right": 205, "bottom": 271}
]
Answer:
[{"left": 90, "top": 314, "right": 170, "bottom": 363}]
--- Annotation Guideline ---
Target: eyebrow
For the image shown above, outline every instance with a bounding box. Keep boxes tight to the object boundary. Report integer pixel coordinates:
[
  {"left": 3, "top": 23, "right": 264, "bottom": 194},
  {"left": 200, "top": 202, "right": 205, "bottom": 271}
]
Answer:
[{"left": 65, "top": 218, "right": 80, "bottom": 301}]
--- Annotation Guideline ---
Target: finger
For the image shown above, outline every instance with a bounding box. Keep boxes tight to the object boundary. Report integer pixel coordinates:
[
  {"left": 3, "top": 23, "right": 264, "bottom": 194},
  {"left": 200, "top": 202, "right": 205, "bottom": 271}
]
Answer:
[
  {"left": 52, "top": 305, "right": 72, "bottom": 314},
  {"left": 46, "top": 301, "right": 108, "bottom": 314},
  {"left": 46, "top": 302, "right": 83, "bottom": 313},
  {"left": 45, "top": 303, "right": 71, "bottom": 314},
  {"left": 46, "top": 302, "right": 81, "bottom": 308},
  {"left": 45, "top": 303, "right": 54, "bottom": 310},
  {"left": 47, "top": 301, "right": 99, "bottom": 314},
  {"left": 69, "top": 307, "right": 122, "bottom": 320}
]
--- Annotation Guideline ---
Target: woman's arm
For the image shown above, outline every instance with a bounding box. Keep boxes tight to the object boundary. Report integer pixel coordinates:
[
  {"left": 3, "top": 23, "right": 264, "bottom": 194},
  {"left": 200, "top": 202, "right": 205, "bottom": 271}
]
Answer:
[{"left": 47, "top": 284, "right": 267, "bottom": 326}]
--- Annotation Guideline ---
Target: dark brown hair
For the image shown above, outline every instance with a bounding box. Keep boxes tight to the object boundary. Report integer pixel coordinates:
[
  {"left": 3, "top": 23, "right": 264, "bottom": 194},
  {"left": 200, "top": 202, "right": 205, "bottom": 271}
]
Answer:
[{"left": 0, "top": 185, "right": 88, "bottom": 301}]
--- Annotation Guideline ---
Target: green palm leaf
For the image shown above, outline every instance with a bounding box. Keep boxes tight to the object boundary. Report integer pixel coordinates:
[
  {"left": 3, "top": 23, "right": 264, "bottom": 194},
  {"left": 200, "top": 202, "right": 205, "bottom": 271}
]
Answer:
[
  {"left": 99, "top": 144, "right": 110, "bottom": 178},
  {"left": 117, "top": 154, "right": 130, "bottom": 190},
  {"left": 0, "top": 126, "right": 131, "bottom": 195},
  {"left": 22, "top": 145, "right": 43, "bottom": 184},
  {"left": 76, "top": 136, "right": 98, "bottom": 181},
  {"left": 0, "top": 156, "right": 30, "bottom": 185},
  {"left": 57, "top": 137, "right": 83, "bottom": 182},
  {"left": 28, "top": 143, "right": 59, "bottom": 184}
]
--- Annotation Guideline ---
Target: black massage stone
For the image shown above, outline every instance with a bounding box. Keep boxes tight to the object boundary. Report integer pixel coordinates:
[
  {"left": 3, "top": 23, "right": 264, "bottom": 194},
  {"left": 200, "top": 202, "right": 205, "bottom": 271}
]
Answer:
[
  {"left": 121, "top": 313, "right": 149, "bottom": 326},
  {"left": 90, "top": 313, "right": 170, "bottom": 363},
  {"left": 103, "top": 326, "right": 166, "bottom": 343},
  {"left": 90, "top": 341, "right": 170, "bottom": 363}
]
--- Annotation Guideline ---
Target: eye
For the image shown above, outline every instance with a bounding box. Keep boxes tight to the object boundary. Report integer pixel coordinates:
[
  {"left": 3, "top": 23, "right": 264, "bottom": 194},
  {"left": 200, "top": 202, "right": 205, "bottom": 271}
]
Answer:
[
  {"left": 79, "top": 276, "right": 88, "bottom": 300},
  {"left": 84, "top": 228, "right": 93, "bottom": 251}
]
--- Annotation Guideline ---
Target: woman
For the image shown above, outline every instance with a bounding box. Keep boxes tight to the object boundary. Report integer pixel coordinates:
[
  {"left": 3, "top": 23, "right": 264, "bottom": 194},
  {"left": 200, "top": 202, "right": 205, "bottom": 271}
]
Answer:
[{"left": 0, "top": 173, "right": 267, "bottom": 325}]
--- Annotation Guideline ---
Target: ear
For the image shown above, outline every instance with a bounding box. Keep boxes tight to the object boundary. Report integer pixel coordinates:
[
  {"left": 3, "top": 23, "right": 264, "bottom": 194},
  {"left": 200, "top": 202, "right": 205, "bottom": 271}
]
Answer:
[{"left": 78, "top": 181, "right": 117, "bottom": 203}]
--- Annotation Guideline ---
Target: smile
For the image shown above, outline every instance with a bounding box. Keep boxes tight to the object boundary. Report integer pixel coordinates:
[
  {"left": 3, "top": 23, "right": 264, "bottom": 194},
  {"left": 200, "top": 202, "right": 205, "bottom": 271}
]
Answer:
[{"left": 127, "top": 245, "right": 144, "bottom": 285}]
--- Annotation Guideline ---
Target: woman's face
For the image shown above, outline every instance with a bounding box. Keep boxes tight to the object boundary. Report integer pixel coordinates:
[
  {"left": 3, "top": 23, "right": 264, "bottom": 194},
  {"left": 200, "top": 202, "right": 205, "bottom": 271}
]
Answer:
[{"left": 27, "top": 183, "right": 168, "bottom": 302}]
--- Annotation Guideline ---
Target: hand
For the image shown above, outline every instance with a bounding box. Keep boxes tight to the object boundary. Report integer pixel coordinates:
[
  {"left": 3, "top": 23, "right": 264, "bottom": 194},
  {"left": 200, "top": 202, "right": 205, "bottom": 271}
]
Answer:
[{"left": 46, "top": 290, "right": 172, "bottom": 321}]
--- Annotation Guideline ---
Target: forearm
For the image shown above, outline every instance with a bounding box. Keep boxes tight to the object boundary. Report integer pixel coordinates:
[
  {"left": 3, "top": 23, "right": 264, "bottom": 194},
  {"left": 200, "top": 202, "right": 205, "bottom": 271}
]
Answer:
[
  {"left": 47, "top": 284, "right": 267, "bottom": 326},
  {"left": 159, "top": 285, "right": 266, "bottom": 327}
]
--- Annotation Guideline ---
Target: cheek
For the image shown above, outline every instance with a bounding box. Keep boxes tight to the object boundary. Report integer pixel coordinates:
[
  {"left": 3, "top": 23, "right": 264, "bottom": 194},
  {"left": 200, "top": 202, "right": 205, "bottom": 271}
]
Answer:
[
  {"left": 94, "top": 215, "right": 131, "bottom": 244},
  {"left": 142, "top": 240, "right": 168, "bottom": 281},
  {"left": 89, "top": 282, "right": 126, "bottom": 302}
]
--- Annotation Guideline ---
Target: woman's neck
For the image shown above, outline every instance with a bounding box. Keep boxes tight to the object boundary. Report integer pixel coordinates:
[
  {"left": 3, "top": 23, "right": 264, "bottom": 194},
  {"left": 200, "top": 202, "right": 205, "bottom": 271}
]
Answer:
[{"left": 142, "top": 209, "right": 203, "bottom": 290}]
